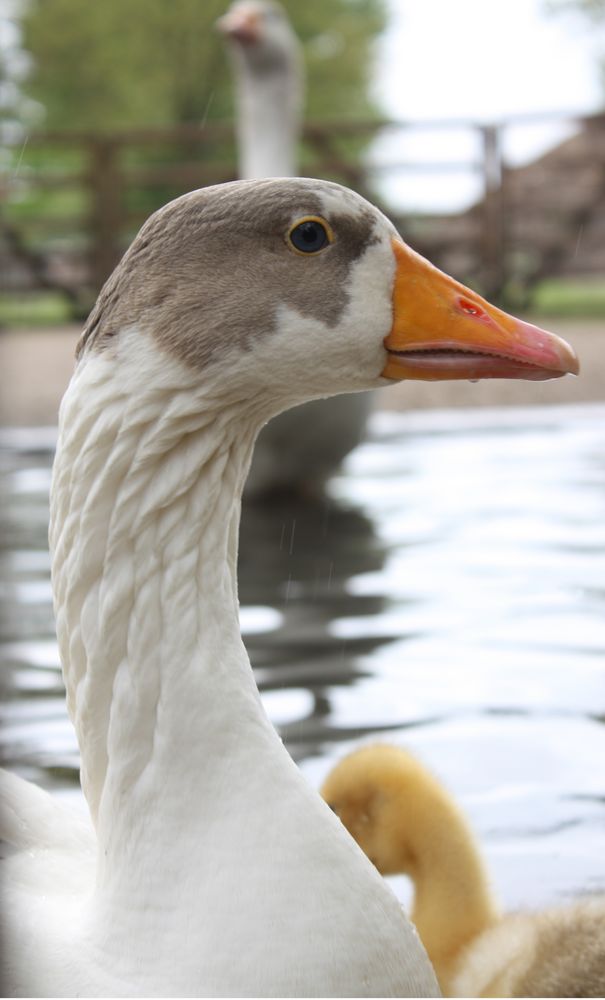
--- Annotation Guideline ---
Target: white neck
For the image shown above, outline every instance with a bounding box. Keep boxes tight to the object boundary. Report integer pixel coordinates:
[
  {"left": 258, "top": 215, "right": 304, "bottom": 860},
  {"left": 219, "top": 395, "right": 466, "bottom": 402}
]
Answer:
[
  {"left": 233, "top": 52, "right": 302, "bottom": 178},
  {"left": 49, "top": 335, "right": 273, "bottom": 885},
  {"left": 46, "top": 332, "right": 438, "bottom": 996}
]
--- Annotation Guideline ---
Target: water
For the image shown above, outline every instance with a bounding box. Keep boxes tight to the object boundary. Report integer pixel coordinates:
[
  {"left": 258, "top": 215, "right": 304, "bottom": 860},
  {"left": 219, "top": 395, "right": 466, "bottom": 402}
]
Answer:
[{"left": 1, "top": 404, "right": 604, "bottom": 914}]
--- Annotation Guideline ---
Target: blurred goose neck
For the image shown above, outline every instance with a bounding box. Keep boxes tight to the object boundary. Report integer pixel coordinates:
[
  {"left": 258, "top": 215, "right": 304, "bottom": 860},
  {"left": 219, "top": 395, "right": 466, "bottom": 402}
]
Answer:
[{"left": 232, "top": 49, "right": 302, "bottom": 178}]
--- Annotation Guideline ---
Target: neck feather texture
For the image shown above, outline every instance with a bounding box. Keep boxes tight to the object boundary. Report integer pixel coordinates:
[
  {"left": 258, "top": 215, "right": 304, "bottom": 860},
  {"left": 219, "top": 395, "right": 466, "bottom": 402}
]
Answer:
[
  {"left": 45, "top": 334, "right": 441, "bottom": 998},
  {"left": 49, "top": 333, "right": 269, "bottom": 864}
]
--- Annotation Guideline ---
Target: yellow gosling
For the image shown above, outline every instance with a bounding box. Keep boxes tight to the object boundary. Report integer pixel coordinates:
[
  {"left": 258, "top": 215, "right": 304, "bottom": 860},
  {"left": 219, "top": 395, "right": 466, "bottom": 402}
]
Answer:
[
  {"left": 321, "top": 744, "right": 605, "bottom": 998},
  {"left": 321, "top": 744, "right": 499, "bottom": 991}
]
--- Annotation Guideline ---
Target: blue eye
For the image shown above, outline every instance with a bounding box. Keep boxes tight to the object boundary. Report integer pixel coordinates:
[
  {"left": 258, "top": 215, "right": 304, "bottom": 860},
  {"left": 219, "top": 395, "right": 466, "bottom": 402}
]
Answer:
[{"left": 288, "top": 218, "right": 331, "bottom": 254}]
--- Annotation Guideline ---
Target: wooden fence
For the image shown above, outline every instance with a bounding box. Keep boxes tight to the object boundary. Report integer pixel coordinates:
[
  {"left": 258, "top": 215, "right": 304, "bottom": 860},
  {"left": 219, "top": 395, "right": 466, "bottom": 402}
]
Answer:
[{"left": 3, "top": 111, "right": 605, "bottom": 310}]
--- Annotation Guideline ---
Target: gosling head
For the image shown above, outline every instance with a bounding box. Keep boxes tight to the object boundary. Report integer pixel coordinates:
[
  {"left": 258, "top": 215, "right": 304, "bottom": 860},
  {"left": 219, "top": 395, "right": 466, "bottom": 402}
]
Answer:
[{"left": 321, "top": 744, "right": 448, "bottom": 877}]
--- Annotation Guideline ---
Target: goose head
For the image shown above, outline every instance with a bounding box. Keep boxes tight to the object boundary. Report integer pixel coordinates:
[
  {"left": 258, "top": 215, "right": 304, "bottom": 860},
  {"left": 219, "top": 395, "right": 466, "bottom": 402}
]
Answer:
[
  {"left": 217, "top": 1, "right": 303, "bottom": 181},
  {"left": 217, "top": 0, "right": 298, "bottom": 71},
  {"left": 79, "top": 176, "right": 577, "bottom": 416}
]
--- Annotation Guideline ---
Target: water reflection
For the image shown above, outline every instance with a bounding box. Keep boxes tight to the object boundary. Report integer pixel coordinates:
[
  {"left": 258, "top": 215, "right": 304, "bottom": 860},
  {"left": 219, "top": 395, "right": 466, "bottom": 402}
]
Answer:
[
  {"left": 1, "top": 405, "right": 604, "bottom": 910},
  {"left": 240, "top": 491, "right": 390, "bottom": 759}
]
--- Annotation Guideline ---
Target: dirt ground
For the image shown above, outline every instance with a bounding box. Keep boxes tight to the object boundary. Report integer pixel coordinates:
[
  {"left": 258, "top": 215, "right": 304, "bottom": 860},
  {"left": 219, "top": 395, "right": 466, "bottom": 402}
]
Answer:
[{"left": 0, "top": 317, "right": 602, "bottom": 426}]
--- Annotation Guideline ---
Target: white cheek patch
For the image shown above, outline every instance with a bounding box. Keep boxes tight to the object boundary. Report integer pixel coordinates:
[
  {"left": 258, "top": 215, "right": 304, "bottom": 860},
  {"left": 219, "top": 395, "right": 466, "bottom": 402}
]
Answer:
[
  {"left": 247, "top": 231, "right": 396, "bottom": 403},
  {"left": 243, "top": 302, "right": 338, "bottom": 405},
  {"left": 347, "top": 231, "right": 397, "bottom": 321},
  {"left": 340, "top": 232, "right": 397, "bottom": 375}
]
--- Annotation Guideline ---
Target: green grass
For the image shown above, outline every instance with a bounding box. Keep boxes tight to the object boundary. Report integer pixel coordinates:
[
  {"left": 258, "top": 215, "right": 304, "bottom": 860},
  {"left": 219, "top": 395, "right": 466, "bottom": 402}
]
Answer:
[
  {"left": 529, "top": 278, "right": 605, "bottom": 318},
  {"left": 0, "top": 291, "right": 74, "bottom": 327}
]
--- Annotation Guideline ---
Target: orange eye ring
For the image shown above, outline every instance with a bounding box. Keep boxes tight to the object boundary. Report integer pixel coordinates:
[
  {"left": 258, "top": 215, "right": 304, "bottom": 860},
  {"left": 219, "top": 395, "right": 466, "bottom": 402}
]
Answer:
[{"left": 286, "top": 216, "right": 334, "bottom": 256}]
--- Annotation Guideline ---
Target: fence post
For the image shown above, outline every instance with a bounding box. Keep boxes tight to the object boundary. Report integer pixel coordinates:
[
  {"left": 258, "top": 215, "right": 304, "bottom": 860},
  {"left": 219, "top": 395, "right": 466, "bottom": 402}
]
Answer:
[
  {"left": 480, "top": 124, "right": 506, "bottom": 300},
  {"left": 87, "top": 137, "right": 123, "bottom": 291}
]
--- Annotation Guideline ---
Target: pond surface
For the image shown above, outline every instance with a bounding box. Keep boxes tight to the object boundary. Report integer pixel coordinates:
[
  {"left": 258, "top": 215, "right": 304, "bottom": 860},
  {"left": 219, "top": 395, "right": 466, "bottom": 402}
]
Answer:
[{"left": 1, "top": 403, "right": 604, "bottom": 913}]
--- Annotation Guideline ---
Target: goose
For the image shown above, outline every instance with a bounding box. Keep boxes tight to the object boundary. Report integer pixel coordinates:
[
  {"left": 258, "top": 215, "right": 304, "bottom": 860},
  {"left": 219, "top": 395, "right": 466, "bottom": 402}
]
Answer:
[
  {"left": 217, "top": 0, "right": 303, "bottom": 181},
  {"left": 0, "top": 177, "right": 578, "bottom": 997},
  {"left": 322, "top": 744, "right": 605, "bottom": 998},
  {"left": 218, "top": 0, "right": 372, "bottom": 495}
]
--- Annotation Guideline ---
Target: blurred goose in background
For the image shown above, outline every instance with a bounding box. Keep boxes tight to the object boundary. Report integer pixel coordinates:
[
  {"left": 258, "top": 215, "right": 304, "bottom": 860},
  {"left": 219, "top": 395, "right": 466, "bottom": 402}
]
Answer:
[
  {"left": 0, "top": 177, "right": 577, "bottom": 996},
  {"left": 322, "top": 744, "right": 605, "bottom": 998},
  {"left": 217, "top": 0, "right": 303, "bottom": 180},
  {"left": 218, "top": 0, "right": 372, "bottom": 495}
]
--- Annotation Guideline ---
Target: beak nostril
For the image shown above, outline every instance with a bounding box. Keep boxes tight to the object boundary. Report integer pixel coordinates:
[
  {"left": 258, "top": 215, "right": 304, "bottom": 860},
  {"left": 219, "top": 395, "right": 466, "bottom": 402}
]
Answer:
[{"left": 458, "top": 297, "right": 483, "bottom": 317}]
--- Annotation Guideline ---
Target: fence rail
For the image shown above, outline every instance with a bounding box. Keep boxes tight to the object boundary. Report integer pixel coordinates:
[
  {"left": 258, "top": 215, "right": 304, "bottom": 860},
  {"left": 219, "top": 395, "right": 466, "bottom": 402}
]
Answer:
[{"left": 3, "top": 110, "right": 605, "bottom": 311}]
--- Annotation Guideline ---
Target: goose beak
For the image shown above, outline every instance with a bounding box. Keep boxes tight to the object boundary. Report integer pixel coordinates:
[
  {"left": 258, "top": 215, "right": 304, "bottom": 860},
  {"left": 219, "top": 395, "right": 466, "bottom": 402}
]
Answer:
[{"left": 382, "top": 239, "right": 579, "bottom": 382}]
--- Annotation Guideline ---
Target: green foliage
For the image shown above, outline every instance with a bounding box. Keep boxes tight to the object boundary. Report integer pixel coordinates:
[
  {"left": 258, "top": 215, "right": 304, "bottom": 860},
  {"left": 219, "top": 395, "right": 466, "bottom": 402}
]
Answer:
[
  {"left": 0, "top": 291, "right": 73, "bottom": 325},
  {"left": 21, "top": 0, "right": 387, "bottom": 130},
  {"left": 546, "top": 0, "right": 605, "bottom": 19},
  {"left": 285, "top": 0, "right": 386, "bottom": 120},
  {"left": 530, "top": 277, "right": 605, "bottom": 317}
]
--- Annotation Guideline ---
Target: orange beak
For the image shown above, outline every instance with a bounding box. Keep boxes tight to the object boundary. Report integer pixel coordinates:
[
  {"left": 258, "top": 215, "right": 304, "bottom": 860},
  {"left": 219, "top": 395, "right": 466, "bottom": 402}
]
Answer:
[{"left": 383, "top": 239, "right": 579, "bottom": 382}]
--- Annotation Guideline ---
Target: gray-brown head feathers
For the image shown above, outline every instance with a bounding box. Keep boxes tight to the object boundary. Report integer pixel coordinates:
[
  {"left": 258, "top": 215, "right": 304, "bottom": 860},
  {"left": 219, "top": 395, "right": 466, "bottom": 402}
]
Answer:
[{"left": 78, "top": 178, "right": 383, "bottom": 373}]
